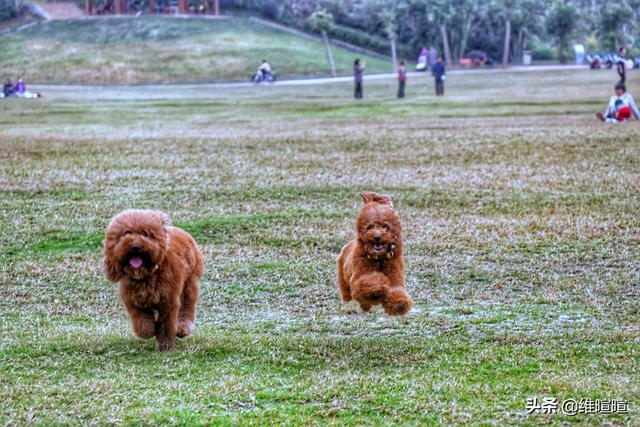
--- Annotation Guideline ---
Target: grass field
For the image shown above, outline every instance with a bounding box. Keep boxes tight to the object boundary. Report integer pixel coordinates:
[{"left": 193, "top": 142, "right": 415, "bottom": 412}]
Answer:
[
  {"left": 1, "top": 68, "right": 639, "bottom": 425},
  {"left": 0, "top": 16, "right": 391, "bottom": 84}
]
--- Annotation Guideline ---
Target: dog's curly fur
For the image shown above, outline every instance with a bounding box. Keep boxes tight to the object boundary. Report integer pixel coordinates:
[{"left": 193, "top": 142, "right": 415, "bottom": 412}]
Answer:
[
  {"left": 337, "top": 192, "right": 412, "bottom": 315},
  {"left": 103, "top": 209, "right": 204, "bottom": 351}
]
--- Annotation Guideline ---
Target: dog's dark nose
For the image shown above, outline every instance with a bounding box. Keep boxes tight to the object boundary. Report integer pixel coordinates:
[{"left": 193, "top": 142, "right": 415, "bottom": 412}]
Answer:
[
  {"left": 374, "top": 235, "right": 381, "bottom": 242},
  {"left": 131, "top": 244, "right": 141, "bottom": 252}
]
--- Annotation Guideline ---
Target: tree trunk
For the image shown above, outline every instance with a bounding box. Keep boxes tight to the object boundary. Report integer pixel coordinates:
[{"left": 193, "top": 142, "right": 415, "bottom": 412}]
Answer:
[
  {"left": 459, "top": 17, "right": 472, "bottom": 63},
  {"left": 559, "top": 38, "right": 567, "bottom": 64},
  {"left": 390, "top": 37, "right": 398, "bottom": 73},
  {"left": 516, "top": 27, "right": 528, "bottom": 64},
  {"left": 502, "top": 15, "right": 511, "bottom": 66},
  {"left": 321, "top": 29, "right": 336, "bottom": 78},
  {"left": 439, "top": 24, "right": 452, "bottom": 66}
]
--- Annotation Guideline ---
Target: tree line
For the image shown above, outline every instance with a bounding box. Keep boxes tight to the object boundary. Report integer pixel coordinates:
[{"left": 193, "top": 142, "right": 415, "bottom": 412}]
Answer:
[
  {"left": 2, "top": 0, "right": 637, "bottom": 64},
  {"left": 228, "top": 0, "right": 639, "bottom": 64}
]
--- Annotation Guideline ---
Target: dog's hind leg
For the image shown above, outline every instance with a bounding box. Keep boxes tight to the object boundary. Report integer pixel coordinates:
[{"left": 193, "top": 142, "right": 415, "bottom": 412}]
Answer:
[
  {"left": 177, "top": 276, "right": 200, "bottom": 338},
  {"left": 337, "top": 249, "right": 352, "bottom": 302}
]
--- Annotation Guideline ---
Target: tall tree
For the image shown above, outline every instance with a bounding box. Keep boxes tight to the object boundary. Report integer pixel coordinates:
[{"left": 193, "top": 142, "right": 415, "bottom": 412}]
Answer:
[
  {"left": 546, "top": 2, "right": 577, "bottom": 63},
  {"left": 502, "top": 0, "right": 514, "bottom": 65},
  {"left": 432, "top": 0, "right": 455, "bottom": 65},
  {"left": 379, "top": 0, "right": 401, "bottom": 71},
  {"left": 597, "top": 1, "right": 633, "bottom": 50},
  {"left": 309, "top": 9, "right": 336, "bottom": 78},
  {"left": 510, "top": 0, "right": 546, "bottom": 63}
]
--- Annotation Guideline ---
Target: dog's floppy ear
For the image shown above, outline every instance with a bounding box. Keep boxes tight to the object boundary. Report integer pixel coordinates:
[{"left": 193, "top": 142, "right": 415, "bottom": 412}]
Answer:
[
  {"left": 103, "top": 251, "right": 121, "bottom": 283},
  {"left": 361, "top": 192, "right": 393, "bottom": 208},
  {"left": 153, "top": 210, "right": 171, "bottom": 227},
  {"left": 161, "top": 212, "right": 171, "bottom": 227}
]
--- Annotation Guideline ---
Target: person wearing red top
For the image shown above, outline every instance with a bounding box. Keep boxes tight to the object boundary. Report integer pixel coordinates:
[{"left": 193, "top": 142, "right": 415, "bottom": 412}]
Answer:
[{"left": 397, "top": 60, "right": 407, "bottom": 98}]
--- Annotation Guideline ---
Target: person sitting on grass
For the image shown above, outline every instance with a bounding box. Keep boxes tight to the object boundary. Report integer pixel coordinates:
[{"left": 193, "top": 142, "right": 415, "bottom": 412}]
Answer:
[
  {"left": 11, "top": 77, "right": 43, "bottom": 99},
  {"left": 596, "top": 83, "right": 640, "bottom": 123},
  {"left": 2, "top": 79, "right": 14, "bottom": 98},
  {"left": 14, "top": 78, "right": 26, "bottom": 97}
]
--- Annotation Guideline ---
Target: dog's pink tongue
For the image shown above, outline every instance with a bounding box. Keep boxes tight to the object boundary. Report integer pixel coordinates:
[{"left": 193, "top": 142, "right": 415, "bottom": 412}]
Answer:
[{"left": 130, "top": 257, "right": 143, "bottom": 268}]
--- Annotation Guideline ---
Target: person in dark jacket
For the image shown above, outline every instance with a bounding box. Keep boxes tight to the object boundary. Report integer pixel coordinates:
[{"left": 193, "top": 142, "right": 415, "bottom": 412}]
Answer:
[
  {"left": 397, "top": 60, "right": 407, "bottom": 98},
  {"left": 617, "top": 47, "right": 626, "bottom": 84},
  {"left": 3, "top": 79, "right": 14, "bottom": 98},
  {"left": 354, "top": 59, "right": 364, "bottom": 99},
  {"left": 432, "top": 56, "right": 445, "bottom": 96}
]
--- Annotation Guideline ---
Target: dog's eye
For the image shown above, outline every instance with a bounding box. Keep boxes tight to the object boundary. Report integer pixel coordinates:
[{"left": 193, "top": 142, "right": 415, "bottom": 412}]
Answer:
[
  {"left": 367, "top": 224, "right": 375, "bottom": 231},
  {"left": 141, "top": 231, "right": 149, "bottom": 237},
  {"left": 123, "top": 231, "right": 131, "bottom": 236}
]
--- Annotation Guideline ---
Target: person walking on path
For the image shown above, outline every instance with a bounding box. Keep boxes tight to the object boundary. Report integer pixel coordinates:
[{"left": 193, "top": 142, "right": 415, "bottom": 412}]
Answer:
[
  {"left": 432, "top": 56, "right": 445, "bottom": 96},
  {"left": 354, "top": 59, "right": 365, "bottom": 99},
  {"left": 397, "top": 60, "right": 407, "bottom": 98},
  {"left": 617, "top": 47, "right": 626, "bottom": 84}
]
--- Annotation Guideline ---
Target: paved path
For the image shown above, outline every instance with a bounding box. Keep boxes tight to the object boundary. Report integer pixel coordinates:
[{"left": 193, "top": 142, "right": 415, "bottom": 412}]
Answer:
[{"left": 31, "top": 65, "right": 587, "bottom": 100}]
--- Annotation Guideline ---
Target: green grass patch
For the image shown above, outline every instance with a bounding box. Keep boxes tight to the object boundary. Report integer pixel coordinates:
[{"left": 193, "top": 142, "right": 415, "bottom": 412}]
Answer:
[
  {"left": 0, "top": 16, "right": 391, "bottom": 84},
  {"left": 1, "top": 70, "right": 639, "bottom": 424}
]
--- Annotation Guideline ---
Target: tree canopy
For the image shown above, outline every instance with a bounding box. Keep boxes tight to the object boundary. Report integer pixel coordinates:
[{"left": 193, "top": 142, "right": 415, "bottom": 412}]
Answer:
[
  {"left": 3, "top": 0, "right": 638, "bottom": 62},
  {"left": 228, "top": 0, "right": 639, "bottom": 62}
]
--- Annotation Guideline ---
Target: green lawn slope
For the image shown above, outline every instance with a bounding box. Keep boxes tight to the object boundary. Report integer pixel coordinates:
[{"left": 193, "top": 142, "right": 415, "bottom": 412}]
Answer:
[{"left": 0, "top": 16, "right": 392, "bottom": 84}]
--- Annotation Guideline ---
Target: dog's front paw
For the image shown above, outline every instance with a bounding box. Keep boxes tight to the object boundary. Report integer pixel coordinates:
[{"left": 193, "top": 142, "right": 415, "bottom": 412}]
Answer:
[
  {"left": 156, "top": 337, "right": 176, "bottom": 351},
  {"left": 359, "top": 302, "right": 373, "bottom": 312},
  {"left": 176, "top": 320, "right": 195, "bottom": 338},
  {"left": 382, "top": 287, "right": 413, "bottom": 316}
]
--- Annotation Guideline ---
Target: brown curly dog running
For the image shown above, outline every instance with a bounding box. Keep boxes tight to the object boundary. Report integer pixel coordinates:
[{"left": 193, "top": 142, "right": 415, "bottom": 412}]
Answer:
[
  {"left": 103, "top": 209, "right": 204, "bottom": 351},
  {"left": 337, "top": 192, "right": 412, "bottom": 315}
]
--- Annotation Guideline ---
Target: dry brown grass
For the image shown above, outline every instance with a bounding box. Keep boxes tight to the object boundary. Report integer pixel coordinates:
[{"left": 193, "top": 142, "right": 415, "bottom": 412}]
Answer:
[{"left": 0, "top": 69, "right": 638, "bottom": 425}]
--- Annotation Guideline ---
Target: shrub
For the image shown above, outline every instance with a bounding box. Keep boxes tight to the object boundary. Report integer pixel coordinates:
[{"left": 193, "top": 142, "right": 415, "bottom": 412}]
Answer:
[
  {"left": 327, "top": 23, "right": 412, "bottom": 58},
  {"left": 530, "top": 42, "right": 555, "bottom": 60},
  {"left": 260, "top": 0, "right": 278, "bottom": 20},
  {"left": 0, "top": 0, "right": 18, "bottom": 22}
]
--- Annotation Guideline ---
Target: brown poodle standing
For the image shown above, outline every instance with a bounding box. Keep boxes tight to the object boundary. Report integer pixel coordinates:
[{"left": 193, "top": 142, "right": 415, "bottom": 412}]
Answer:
[
  {"left": 103, "top": 209, "right": 204, "bottom": 351},
  {"left": 337, "top": 192, "right": 412, "bottom": 315}
]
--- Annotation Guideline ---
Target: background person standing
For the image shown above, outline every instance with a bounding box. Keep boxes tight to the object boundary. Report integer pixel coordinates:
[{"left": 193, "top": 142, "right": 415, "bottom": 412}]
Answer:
[
  {"left": 617, "top": 47, "right": 626, "bottom": 84},
  {"left": 428, "top": 47, "right": 437, "bottom": 71},
  {"left": 432, "top": 56, "right": 445, "bottom": 96},
  {"left": 354, "top": 59, "right": 364, "bottom": 99},
  {"left": 397, "top": 60, "right": 407, "bottom": 98}
]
